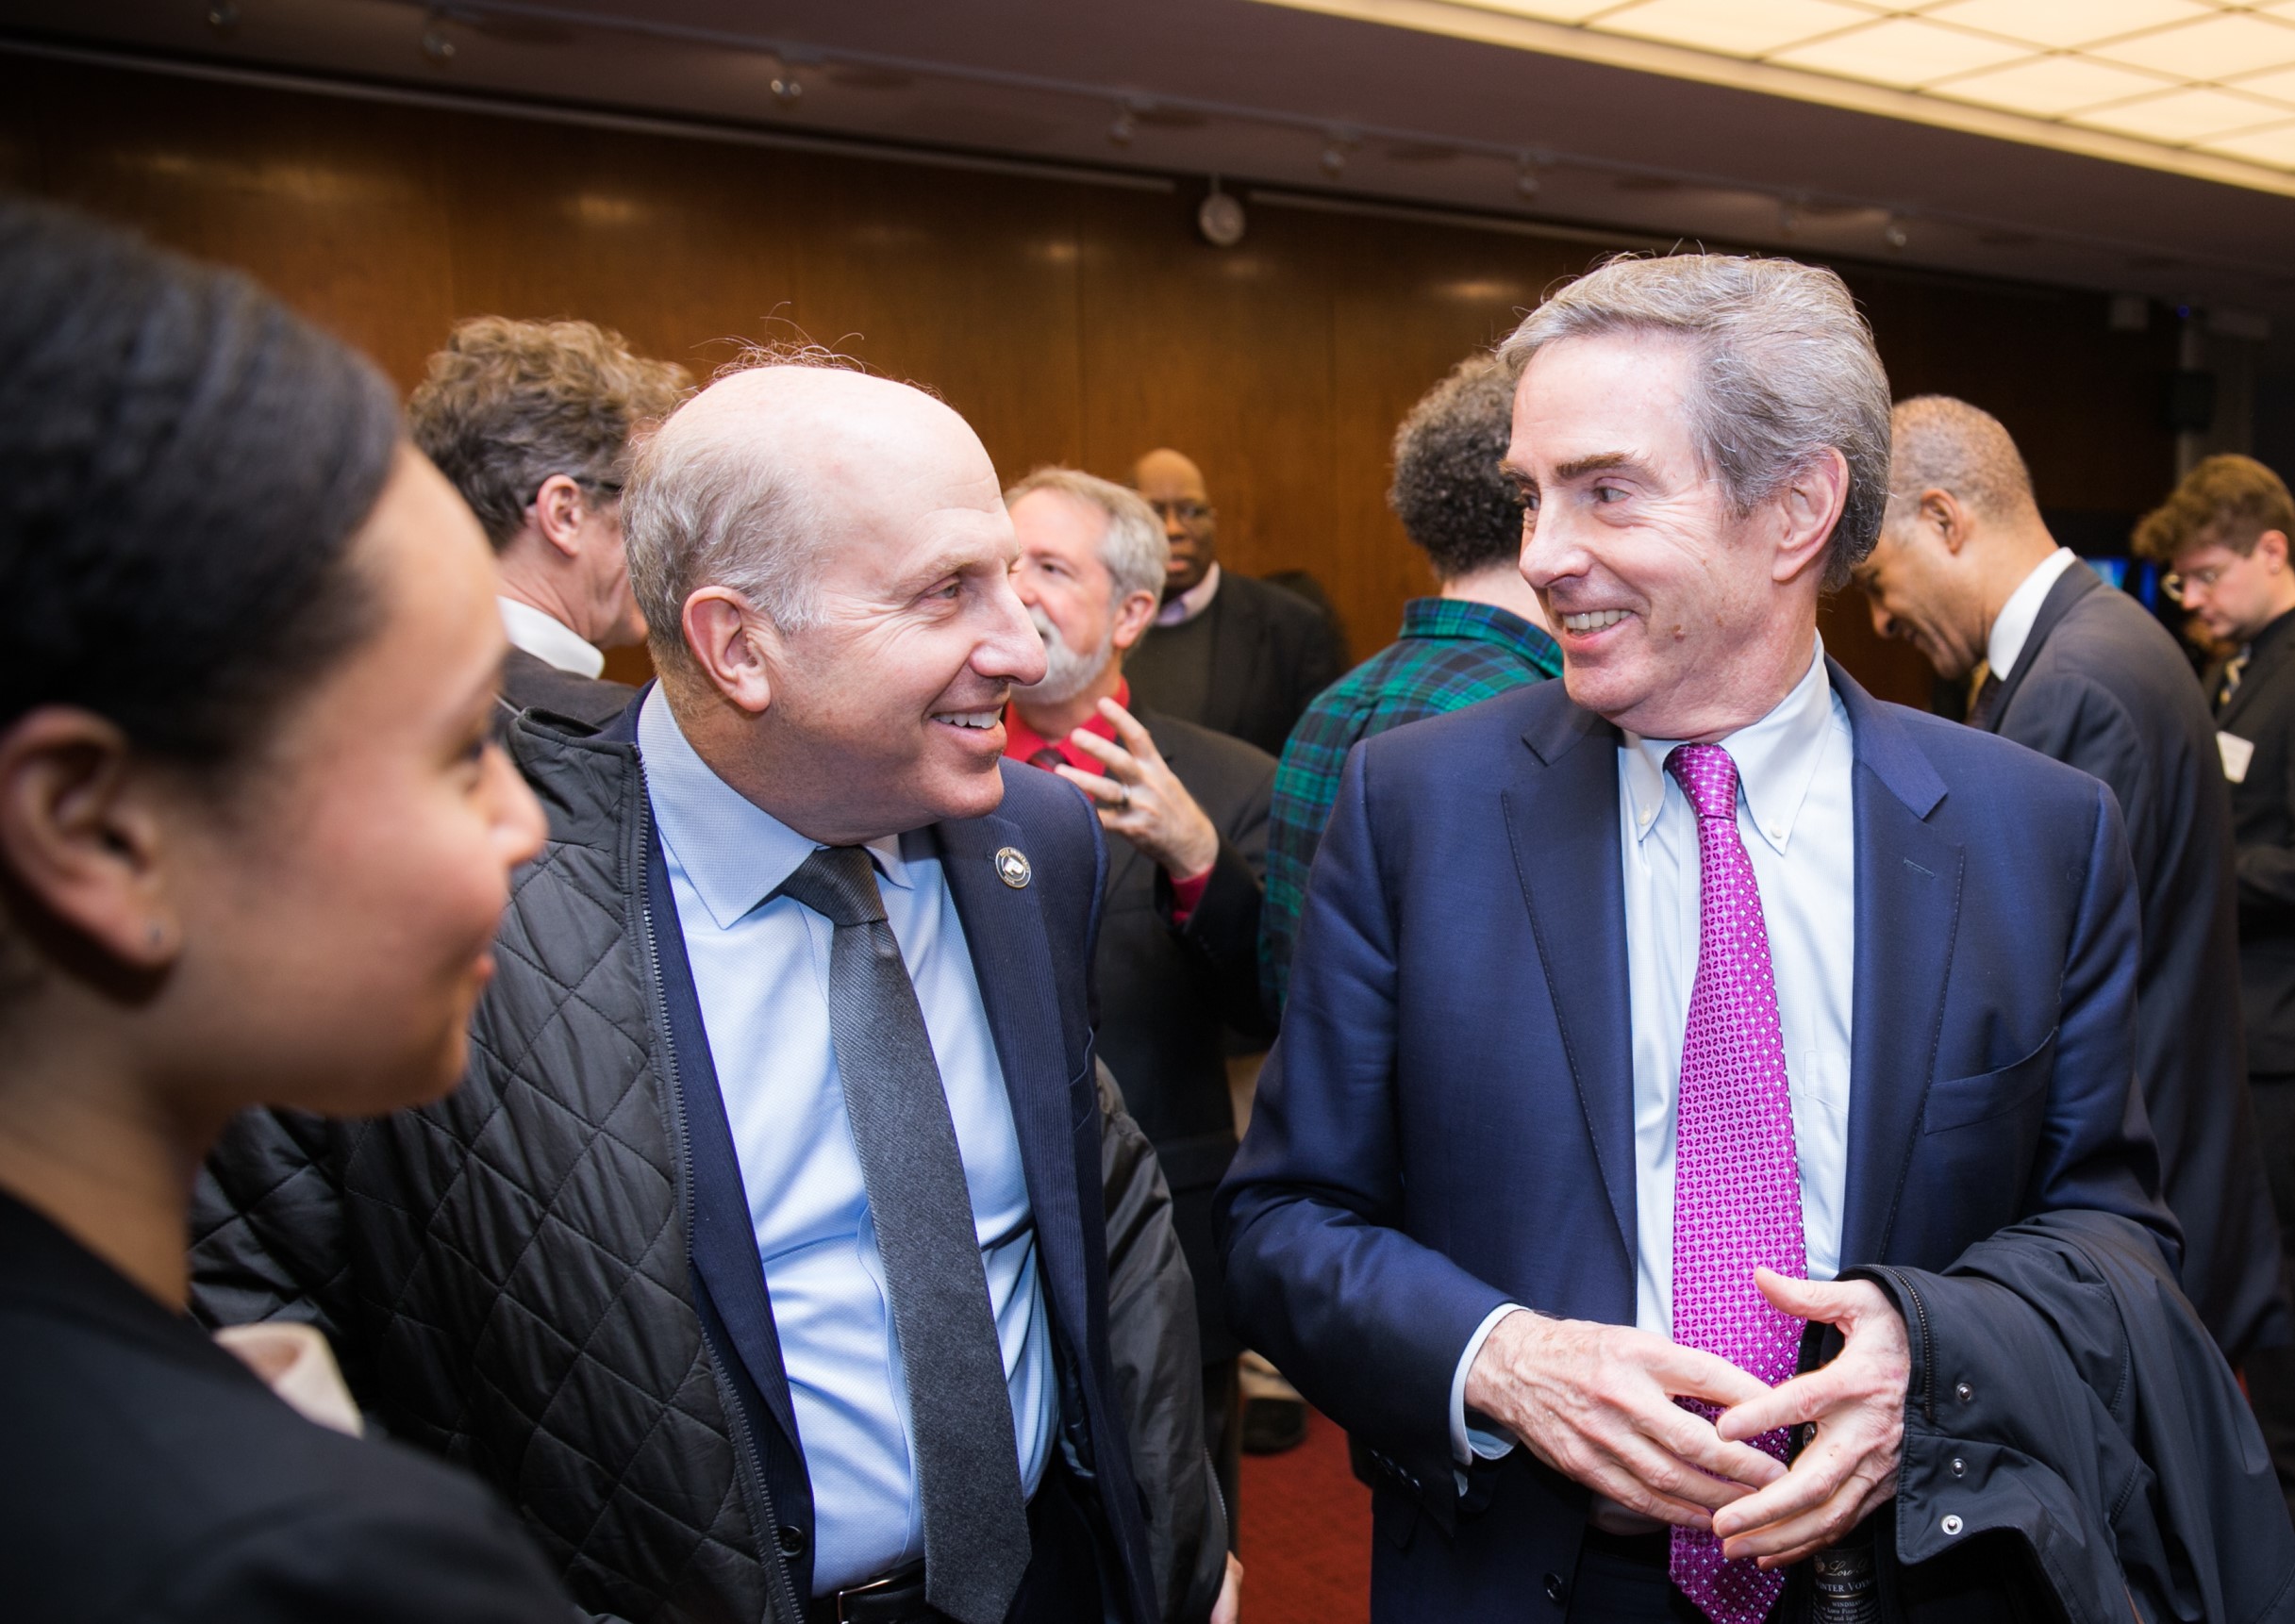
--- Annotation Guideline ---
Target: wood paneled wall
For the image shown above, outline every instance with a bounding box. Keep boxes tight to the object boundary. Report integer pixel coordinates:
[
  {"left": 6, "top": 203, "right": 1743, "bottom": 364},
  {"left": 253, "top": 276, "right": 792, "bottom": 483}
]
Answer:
[{"left": 0, "top": 52, "right": 2183, "bottom": 706}]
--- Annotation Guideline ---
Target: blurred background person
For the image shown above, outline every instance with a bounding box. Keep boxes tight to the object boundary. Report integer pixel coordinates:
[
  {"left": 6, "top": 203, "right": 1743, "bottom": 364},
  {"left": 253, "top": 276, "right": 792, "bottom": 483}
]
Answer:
[
  {"left": 1125, "top": 447, "right": 1349, "bottom": 756},
  {"left": 1261, "top": 355, "right": 1560, "bottom": 1011},
  {"left": 2131, "top": 453, "right": 2295, "bottom": 1516},
  {"left": 1854, "top": 396, "right": 2287, "bottom": 1369},
  {"left": 1005, "top": 467, "right": 1276, "bottom": 1534},
  {"left": 0, "top": 201, "right": 562, "bottom": 1622},
  {"left": 408, "top": 316, "right": 688, "bottom": 725}
]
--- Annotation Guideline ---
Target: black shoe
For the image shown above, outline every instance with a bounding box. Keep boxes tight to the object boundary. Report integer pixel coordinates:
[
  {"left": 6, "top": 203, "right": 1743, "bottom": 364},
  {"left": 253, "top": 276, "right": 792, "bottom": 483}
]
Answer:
[{"left": 1241, "top": 1396, "right": 1308, "bottom": 1454}]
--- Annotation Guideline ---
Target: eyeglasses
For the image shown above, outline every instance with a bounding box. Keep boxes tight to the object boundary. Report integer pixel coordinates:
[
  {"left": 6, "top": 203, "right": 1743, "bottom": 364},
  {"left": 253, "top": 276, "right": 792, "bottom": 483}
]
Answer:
[
  {"left": 1146, "top": 498, "right": 1212, "bottom": 527},
  {"left": 2161, "top": 562, "right": 2229, "bottom": 605}
]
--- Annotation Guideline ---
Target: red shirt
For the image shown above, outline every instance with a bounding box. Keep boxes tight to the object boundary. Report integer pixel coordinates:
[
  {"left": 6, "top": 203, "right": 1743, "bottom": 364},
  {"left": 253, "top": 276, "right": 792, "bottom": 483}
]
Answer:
[{"left": 1005, "top": 681, "right": 1211, "bottom": 918}]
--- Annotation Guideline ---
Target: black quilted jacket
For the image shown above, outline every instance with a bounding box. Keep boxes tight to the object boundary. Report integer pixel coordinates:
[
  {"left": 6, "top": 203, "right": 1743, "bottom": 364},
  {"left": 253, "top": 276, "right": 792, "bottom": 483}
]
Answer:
[{"left": 190, "top": 708, "right": 1199, "bottom": 1624}]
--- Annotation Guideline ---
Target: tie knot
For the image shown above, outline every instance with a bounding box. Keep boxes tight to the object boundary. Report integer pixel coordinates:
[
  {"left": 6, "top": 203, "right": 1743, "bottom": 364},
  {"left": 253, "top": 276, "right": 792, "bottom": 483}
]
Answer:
[
  {"left": 1665, "top": 743, "right": 1739, "bottom": 823},
  {"left": 777, "top": 844, "right": 887, "bottom": 927}
]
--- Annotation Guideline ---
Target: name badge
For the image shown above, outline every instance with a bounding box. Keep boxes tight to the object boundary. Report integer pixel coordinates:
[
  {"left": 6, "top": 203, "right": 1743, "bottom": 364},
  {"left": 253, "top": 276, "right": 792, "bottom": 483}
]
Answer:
[{"left": 2219, "top": 731, "right": 2256, "bottom": 784}]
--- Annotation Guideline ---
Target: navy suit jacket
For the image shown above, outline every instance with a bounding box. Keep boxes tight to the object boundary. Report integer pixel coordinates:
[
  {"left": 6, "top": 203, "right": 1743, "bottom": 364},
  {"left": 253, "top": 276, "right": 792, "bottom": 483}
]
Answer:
[{"left": 1217, "top": 659, "right": 2175, "bottom": 1620}]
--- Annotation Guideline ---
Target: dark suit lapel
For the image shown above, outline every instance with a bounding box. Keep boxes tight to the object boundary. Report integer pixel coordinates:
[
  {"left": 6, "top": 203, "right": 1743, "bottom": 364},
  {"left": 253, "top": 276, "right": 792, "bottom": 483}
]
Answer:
[
  {"left": 1986, "top": 563, "right": 2103, "bottom": 729},
  {"left": 933, "top": 814, "right": 1089, "bottom": 1333},
  {"left": 1505, "top": 701, "right": 1638, "bottom": 1264},
  {"left": 1831, "top": 666, "right": 1965, "bottom": 1266}
]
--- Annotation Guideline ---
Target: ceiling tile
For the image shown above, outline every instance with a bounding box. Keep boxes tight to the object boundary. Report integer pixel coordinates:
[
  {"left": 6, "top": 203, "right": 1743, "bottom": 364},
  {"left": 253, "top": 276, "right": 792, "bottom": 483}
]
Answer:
[
  {"left": 2087, "top": 13, "right": 2295, "bottom": 80},
  {"left": 1770, "top": 18, "right": 2031, "bottom": 85},
  {"left": 2224, "top": 63, "right": 2295, "bottom": 103},
  {"left": 1595, "top": 0, "right": 1877, "bottom": 57},
  {"left": 1932, "top": 52, "right": 2175, "bottom": 114},
  {"left": 1923, "top": 0, "right": 2214, "bottom": 52},
  {"left": 2073, "top": 84, "right": 2292, "bottom": 141},
  {"left": 1444, "top": 0, "right": 1625, "bottom": 20},
  {"left": 2195, "top": 120, "right": 2295, "bottom": 167}
]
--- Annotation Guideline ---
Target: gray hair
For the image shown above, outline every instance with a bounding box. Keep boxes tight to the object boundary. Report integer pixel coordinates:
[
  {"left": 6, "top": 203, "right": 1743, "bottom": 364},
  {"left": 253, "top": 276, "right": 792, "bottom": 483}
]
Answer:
[
  {"left": 623, "top": 347, "right": 856, "bottom": 669},
  {"left": 1498, "top": 254, "right": 1891, "bottom": 589},
  {"left": 1005, "top": 466, "right": 1169, "bottom": 604}
]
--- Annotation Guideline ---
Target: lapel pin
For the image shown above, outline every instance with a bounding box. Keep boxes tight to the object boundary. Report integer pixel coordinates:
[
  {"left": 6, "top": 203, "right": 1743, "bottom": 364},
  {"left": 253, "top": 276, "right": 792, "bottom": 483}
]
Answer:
[{"left": 994, "top": 847, "right": 1031, "bottom": 889}]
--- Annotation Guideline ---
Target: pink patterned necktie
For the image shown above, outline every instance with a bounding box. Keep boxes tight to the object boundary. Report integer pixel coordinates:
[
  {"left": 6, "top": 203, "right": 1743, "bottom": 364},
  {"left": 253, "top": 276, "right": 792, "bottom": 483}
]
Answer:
[{"left": 1665, "top": 743, "right": 1809, "bottom": 1624}]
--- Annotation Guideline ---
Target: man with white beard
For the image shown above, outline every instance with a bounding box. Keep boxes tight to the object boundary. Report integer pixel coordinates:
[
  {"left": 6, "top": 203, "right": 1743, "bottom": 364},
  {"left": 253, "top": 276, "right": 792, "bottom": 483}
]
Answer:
[{"left": 1003, "top": 467, "right": 1278, "bottom": 1533}]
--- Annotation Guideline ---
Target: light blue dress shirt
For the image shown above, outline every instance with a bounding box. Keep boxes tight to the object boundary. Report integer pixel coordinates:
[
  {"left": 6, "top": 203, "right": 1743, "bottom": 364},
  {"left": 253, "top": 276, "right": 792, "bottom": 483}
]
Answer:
[
  {"left": 638, "top": 686, "right": 1056, "bottom": 1596},
  {"left": 1450, "top": 639, "right": 1857, "bottom": 1476}
]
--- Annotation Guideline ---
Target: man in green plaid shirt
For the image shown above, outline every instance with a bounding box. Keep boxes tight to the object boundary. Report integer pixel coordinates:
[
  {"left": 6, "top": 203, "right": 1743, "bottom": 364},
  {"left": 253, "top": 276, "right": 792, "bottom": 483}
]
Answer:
[{"left": 1263, "top": 356, "right": 1561, "bottom": 1008}]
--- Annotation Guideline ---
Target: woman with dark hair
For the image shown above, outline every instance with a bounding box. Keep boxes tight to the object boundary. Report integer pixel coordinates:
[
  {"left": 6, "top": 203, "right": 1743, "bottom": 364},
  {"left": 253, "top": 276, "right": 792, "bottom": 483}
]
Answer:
[{"left": 0, "top": 200, "right": 568, "bottom": 1621}]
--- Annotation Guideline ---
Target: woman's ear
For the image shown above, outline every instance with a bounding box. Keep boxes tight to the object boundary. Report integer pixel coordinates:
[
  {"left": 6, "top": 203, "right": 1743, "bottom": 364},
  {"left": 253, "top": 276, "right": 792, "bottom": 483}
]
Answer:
[{"left": 0, "top": 709, "right": 178, "bottom": 974}]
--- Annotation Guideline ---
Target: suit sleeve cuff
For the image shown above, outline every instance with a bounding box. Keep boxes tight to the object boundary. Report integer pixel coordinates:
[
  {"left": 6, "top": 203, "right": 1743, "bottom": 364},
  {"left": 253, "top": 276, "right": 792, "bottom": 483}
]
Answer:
[{"left": 1450, "top": 1303, "right": 1527, "bottom": 1467}]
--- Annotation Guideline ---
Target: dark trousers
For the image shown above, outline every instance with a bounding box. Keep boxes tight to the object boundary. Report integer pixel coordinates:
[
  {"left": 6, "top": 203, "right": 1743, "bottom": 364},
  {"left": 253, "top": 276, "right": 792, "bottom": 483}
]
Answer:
[
  {"left": 2240, "top": 1074, "right": 2295, "bottom": 1525},
  {"left": 1563, "top": 1533, "right": 1707, "bottom": 1623}
]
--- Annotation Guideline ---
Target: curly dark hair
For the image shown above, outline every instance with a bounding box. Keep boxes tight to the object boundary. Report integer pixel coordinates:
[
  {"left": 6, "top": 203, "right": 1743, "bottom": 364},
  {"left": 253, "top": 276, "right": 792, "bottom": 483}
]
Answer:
[
  {"left": 0, "top": 196, "right": 398, "bottom": 772},
  {"left": 1389, "top": 355, "right": 1526, "bottom": 581},
  {"left": 408, "top": 316, "right": 690, "bottom": 551}
]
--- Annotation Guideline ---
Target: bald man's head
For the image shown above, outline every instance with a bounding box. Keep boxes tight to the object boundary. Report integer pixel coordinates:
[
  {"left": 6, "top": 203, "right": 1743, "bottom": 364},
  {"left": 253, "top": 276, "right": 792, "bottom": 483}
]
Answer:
[
  {"left": 1888, "top": 396, "right": 2038, "bottom": 526},
  {"left": 626, "top": 362, "right": 997, "bottom": 660},
  {"left": 1853, "top": 395, "right": 2058, "bottom": 681},
  {"left": 621, "top": 357, "right": 1044, "bottom": 842},
  {"left": 1131, "top": 447, "right": 1218, "bottom": 597}
]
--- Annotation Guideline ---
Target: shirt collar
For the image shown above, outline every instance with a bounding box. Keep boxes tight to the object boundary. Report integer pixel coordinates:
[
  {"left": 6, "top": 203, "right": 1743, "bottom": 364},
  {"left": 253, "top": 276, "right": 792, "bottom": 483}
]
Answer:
[
  {"left": 1005, "top": 680, "right": 1127, "bottom": 772},
  {"left": 498, "top": 596, "right": 606, "bottom": 679},
  {"left": 1156, "top": 560, "right": 1222, "bottom": 628},
  {"left": 1621, "top": 637, "right": 1834, "bottom": 855},
  {"left": 1985, "top": 548, "right": 2079, "bottom": 683},
  {"left": 636, "top": 684, "right": 908, "bottom": 931},
  {"left": 1398, "top": 596, "right": 1562, "bottom": 676}
]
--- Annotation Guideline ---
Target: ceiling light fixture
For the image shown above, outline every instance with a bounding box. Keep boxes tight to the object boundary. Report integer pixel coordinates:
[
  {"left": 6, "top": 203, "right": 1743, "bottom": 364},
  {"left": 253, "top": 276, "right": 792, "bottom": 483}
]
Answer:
[
  {"left": 1110, "top": 108, "right": 1136, "bottom": 145},
  {"left": 771, "top": 74, "right": 803, "bottom": 106},
  {"left": 206, "top": 1, "right": 238, "bottom": 32},
  {"left": 1198, "top": 177, "right": 1248, "bottom": 247},
  {"left": 1516, "top": 151, "right": 1543, "bottom": 197},
  {"left": 1884, "top": 215, "right": 1909, "bottom": 250},
  {"left": 420, "top": 16, "right": 456, "bottom": 63}
]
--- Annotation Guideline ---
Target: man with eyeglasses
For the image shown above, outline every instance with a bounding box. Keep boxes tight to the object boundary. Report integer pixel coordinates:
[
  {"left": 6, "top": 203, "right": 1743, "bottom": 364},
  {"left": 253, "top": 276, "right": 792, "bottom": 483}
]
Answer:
[
  {"left": 2135, "top": 453, "right": 2295, "bottom": 1517},
  {"left": 410, "top": 316, "right": 690, "bottom": 725},
  {"left": 1854, "top": 401, "right": 2287, "bottom": 1374},
  {"left": 1124, "top": 448, "right": 1350, "bottom": 758}
]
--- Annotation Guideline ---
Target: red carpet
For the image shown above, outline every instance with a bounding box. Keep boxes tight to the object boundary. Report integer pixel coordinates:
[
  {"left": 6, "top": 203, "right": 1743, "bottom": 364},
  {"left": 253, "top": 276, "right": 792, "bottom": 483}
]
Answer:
[{"left": 1237, "top": 1409, "right": 1372, "bottom": 1624}]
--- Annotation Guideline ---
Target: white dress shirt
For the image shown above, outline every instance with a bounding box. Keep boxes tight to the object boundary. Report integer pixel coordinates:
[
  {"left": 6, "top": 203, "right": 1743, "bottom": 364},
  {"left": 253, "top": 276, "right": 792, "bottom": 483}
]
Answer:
[
  {"left": 498, "top": 595, "right": 606, "bottom": 679},
  {"left": 1987, "top": 548, "right": 2080, "bottom": 685},
  {"left": 638, "top": 686, "right": 1056, "bottom": 1595},
  {"left": 1451, "top": 639, "right": 1857, "bottom": 1475}
]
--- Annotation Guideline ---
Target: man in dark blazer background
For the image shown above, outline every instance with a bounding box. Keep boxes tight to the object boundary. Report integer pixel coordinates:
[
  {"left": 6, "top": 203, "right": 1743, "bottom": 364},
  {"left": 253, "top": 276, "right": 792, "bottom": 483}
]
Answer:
[
  {"left": 408, "top": 316, "right": 688, "bottom": 725},
  {"left": 1123, "top": 448, "right": 1350, "bottom": 757},
  {"left": 1221, "top": 256, "right": 2190, "bottom": 1621},
  {"left": 2130, "top": 452, "right": 2295, "bottom": 1514},
  {"left": 1003, "top": 467, "right": 1276, "bottom": 1539},
  {"left": 196, "top": 363, "right": 1198, "bottom": 1624},
  {"left": 1852, "top": 396, "right": 2287, "bottom": 1367}
]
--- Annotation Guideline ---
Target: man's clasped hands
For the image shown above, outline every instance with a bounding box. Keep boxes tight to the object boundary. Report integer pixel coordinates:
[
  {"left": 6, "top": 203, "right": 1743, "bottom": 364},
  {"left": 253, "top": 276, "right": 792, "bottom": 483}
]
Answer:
[{"left": 1463, "top": 1269, "right": 1912, "bottom": 1570}]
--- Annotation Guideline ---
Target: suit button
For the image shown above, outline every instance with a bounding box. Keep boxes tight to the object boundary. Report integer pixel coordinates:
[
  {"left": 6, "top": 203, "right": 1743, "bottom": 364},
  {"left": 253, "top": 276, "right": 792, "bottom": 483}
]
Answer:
[
  {"left": 776, "top": 1524, "right": 807, "bottom": 1558},
  {"left": 1543, "top": 1571, "right": 1567, "bottom": 1606}
]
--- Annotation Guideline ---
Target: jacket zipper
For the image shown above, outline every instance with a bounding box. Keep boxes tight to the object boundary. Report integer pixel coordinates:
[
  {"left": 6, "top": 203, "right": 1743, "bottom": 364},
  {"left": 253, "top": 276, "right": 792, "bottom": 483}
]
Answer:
[
  {"left": 1863, "top": 1265, "right": 1935, "bottom": 1424},
  {"left": 632, "top": 781, "right": 809, "bottom": 1624}
]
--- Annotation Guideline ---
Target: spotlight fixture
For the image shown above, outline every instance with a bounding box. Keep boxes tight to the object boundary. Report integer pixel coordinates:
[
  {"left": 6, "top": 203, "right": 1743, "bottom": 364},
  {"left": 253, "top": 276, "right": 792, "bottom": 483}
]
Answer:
[
  {"left": 420, "top": 18, "right": 456, "bottom": 62},
  {"left": 207, "top": 1, "right": 239, "bottom": 31},
  {"left": 1110, "top": 108, "right": 1136, "bottom": 146},
  {"left": 1321, "top": 143, "right": 1347, "bottom": 174},
  {"left": 1516, "top": 153, "right": 1542, "bottom": 198},
  {"left": 771, "top": 75, "right": 803, "bottom": 106},
  {"left": 1884, "top": 216, "right": 1909, "bottom": 251},
  {"left": 1197, "top": 178, "right": 1247, "bottom": 248},
  {"left": 1778, "top": 197, "right": 1801, "bottom": 239}
]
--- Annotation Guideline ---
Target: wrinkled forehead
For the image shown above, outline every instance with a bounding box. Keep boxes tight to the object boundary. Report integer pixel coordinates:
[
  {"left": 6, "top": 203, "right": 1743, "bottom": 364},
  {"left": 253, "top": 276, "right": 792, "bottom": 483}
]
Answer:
[{"left": 1507, "top": 332, "right": 1703, "bottom": 474}]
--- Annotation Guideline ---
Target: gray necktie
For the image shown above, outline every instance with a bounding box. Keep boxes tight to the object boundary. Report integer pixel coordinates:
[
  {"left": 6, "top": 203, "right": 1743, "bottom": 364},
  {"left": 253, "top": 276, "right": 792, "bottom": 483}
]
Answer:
[{"left": 775, "top": 845, "right": 1031, "bottom": 1624}]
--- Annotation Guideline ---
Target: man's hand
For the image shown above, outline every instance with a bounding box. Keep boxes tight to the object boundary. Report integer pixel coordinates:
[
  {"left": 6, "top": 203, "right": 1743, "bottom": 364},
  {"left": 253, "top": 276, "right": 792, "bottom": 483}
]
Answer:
[
  {"left": 1465, "top": 1312, "right": 1785, "bottom": 1530},
  {"left": 1710, "top": 1270, "right": 1908, "bottom": 1569},
  {"left": 1210, "top": 1551, "right": 1242, "bottom": 1624},
  {"left": 1055, "top": 699, "right": 1221, "bottom": 880}
]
